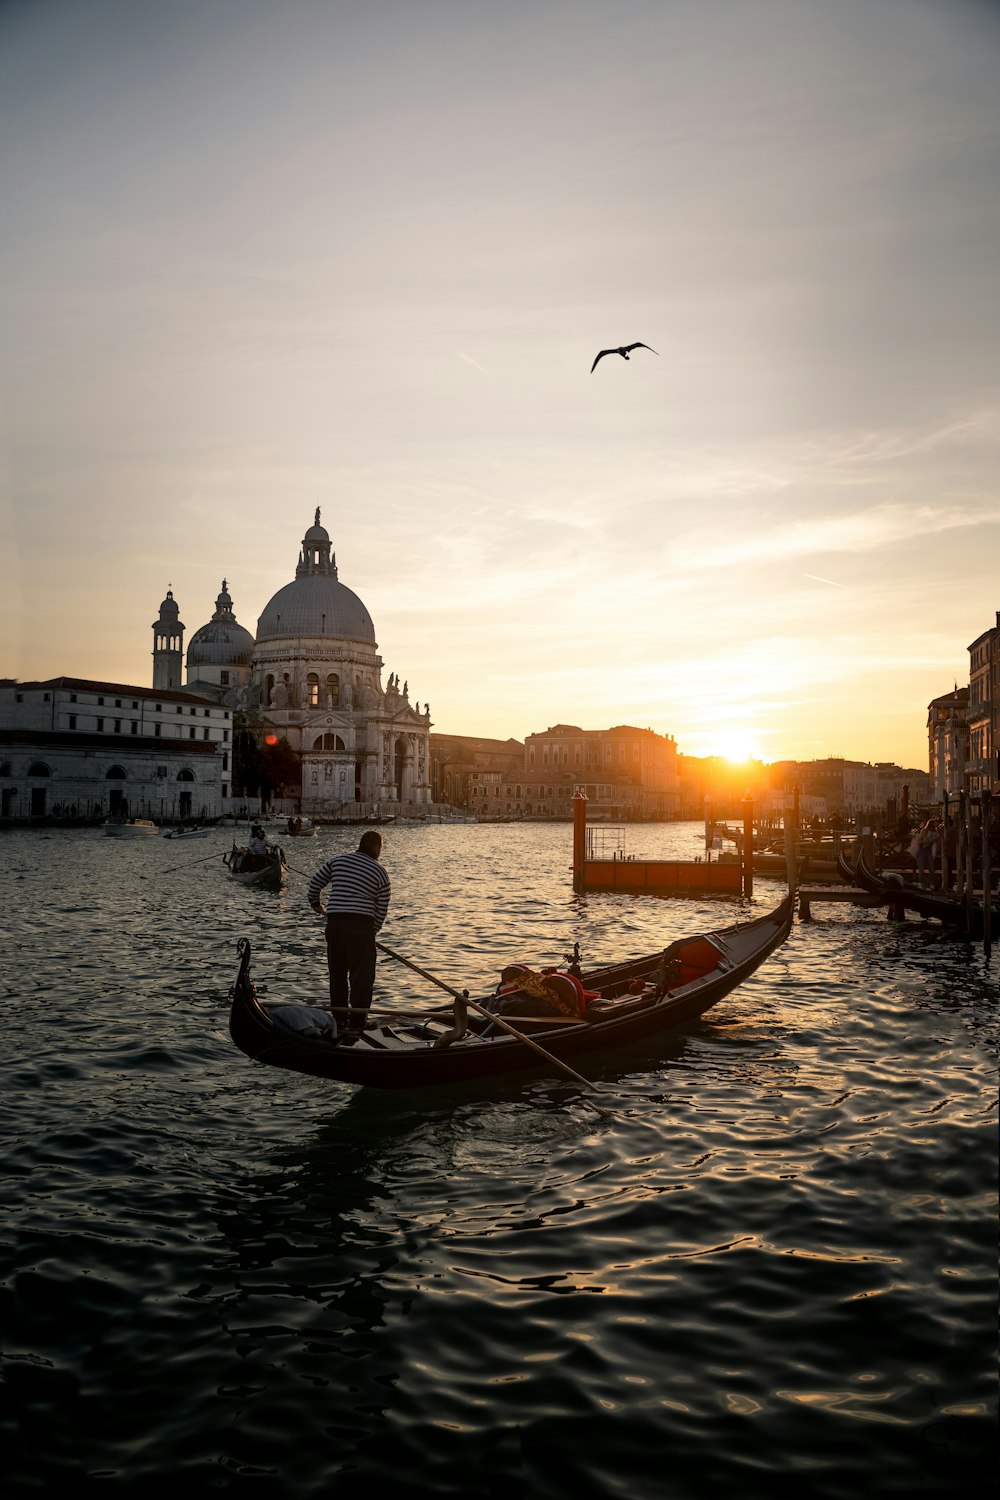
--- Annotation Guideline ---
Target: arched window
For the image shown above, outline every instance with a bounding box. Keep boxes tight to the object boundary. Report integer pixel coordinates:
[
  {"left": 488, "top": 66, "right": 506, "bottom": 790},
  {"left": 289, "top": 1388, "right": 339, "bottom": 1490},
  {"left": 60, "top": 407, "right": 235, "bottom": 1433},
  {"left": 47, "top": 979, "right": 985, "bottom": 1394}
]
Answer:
[
  {"left": 326, "top": 673, "right": 340, "bottom": 707},
  {"left": 313, "top": 733, "right": 345, "bottom": 752},
  {"left": 105, "top": 765, "right": 127, "bottom": 780},
  {"left": 307, "top": 672, "right": 319, "bottom": 707},
  {"left": 177, "top": 769, "right": 195, "bottom": 782},
  {"left": 264, "top": 674, "right": 274, "bottom": 706},
  {"left": 28, "top": 762, "right": 51, "bottom": 777},
  {"left": 0, "top": 761, "right": 12, "bottom": 777}
]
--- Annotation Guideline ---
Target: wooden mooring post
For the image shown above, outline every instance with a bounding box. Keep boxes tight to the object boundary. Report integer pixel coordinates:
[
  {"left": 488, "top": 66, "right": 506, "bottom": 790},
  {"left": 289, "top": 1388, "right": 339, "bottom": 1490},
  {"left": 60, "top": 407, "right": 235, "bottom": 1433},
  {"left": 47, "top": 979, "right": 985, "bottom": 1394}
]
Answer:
[
  {"left": 981, "top": 790, "right": 993, "bottom": 960},
  {"left": 741, "top": 796, "right": 754, "bottom": 899}
]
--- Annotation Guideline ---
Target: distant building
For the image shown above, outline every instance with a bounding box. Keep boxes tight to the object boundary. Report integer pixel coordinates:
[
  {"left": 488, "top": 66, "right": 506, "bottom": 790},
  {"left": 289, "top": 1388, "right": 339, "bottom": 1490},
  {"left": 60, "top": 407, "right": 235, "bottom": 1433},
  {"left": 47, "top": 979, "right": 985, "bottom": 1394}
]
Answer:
[
  {"left": 430, "top": 733, "right": 525, "bottom": 808},
  {"left": 762, "top": 757, "right": 930, "bottom": 818},
  {"left": 0, "top": 678, "right": 231, "bottom": 822},
  {"left": 966, "top": 610, "right": 999, "bottom": 794},
  {"left": 453, "top": 724, "right": 681, "bottom": 821}
]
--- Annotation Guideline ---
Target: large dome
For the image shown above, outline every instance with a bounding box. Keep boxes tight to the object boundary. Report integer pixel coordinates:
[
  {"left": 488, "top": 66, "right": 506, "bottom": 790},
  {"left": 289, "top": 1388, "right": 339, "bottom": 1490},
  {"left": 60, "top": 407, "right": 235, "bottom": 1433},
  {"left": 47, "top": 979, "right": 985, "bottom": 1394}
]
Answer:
[
  {"left": 256, "top": 574, "right": 376, "bottom": 644},
  {"left": 187, "top": 581, "right": 255, "bottom": 668},
  {"left": 255, "top": 510, "right": 377, "bottom": 646}
]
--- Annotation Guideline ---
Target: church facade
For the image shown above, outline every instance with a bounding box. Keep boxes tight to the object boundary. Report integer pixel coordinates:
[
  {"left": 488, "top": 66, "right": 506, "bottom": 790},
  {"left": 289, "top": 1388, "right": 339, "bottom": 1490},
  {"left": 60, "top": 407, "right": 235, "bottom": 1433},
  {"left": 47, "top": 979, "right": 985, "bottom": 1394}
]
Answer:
[{"left": 161, "top": 511, "right": 432, "bottom": 815}]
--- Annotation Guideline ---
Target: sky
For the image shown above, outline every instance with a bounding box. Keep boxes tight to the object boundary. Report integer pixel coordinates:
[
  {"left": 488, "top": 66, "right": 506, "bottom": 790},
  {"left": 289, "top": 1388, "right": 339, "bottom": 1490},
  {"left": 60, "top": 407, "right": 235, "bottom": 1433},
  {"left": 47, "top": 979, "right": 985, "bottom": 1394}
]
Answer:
[{"left": 1, "top": 0, "right": 997, "bottom": 769}]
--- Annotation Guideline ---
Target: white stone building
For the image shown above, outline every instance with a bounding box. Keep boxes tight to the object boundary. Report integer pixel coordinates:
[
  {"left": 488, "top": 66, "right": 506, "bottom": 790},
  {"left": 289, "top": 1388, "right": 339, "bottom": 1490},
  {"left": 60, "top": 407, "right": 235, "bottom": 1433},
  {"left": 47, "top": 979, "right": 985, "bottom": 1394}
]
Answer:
[
  {"left": 245, "top": 511, "right": 431, "bottom": 815},
  {"left": 0, "top": 678, "right": 232, "bottom": 821},
  {"left": 156, "top": 510, "right": 432, "bottom": 815}
]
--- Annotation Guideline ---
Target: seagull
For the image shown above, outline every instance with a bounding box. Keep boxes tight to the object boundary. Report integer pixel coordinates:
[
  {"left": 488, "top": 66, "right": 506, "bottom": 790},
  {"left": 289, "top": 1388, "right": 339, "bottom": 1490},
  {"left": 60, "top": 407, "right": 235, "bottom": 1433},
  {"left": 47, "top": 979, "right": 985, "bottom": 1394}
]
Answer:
[{"left": 591, "top": 341, "right": 659, "bottom": 373}]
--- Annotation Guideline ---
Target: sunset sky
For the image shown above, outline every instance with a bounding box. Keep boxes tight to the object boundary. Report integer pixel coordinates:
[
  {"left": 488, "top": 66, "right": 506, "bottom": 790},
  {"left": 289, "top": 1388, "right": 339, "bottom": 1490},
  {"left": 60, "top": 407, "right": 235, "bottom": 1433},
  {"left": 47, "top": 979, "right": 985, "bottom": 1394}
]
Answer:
[{"left": 1, "top": 0, "right": 997, "bottom": 768}]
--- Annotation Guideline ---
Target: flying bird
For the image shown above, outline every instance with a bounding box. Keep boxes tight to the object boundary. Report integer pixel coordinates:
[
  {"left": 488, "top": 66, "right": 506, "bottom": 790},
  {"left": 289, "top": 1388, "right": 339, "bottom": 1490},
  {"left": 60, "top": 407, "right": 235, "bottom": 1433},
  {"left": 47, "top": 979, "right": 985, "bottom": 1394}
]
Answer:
[{"left": 590, "top": 341, "right": 659, "bottom": 373}]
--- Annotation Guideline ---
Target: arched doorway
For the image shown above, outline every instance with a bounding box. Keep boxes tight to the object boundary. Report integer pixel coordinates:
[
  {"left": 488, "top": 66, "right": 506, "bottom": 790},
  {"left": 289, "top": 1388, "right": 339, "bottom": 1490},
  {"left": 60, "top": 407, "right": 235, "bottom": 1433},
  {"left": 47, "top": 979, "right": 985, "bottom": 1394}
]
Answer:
[
  {"left": 28, "top": 761, "right": 51, "bottom": 817},
  {"left": 177, "top": 768, "right": 195, "bottom": 819},
  {"left": 105, "top": 765, "right": 127, "bottom": 816},
  {"left": 393, "top": 736, "right": 409, "bottom": 802}
]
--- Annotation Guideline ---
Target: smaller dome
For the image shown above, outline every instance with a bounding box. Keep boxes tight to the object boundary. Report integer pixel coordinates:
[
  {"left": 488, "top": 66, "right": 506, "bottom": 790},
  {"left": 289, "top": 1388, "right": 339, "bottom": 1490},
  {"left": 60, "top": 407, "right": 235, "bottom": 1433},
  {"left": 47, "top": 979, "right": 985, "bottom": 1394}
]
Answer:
[
  {"left": 158, "top": 588, "right": 179, "bottom": 616},
  {"left": 187, "top": 580, "right": 254, "bottom": 669}
]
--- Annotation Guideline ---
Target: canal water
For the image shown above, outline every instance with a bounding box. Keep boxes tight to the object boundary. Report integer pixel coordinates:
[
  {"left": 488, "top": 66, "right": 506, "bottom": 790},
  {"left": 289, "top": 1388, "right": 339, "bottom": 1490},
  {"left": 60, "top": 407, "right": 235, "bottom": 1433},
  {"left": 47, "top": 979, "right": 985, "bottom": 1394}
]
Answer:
[{"left": 1, "top": 822, "right": 995, "bottom": 1498}]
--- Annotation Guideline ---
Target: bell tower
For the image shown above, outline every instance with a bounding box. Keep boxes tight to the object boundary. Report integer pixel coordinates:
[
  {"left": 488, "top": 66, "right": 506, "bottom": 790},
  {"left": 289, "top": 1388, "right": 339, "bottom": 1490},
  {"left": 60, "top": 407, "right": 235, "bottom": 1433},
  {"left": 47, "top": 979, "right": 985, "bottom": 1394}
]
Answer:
[{"left": 152, "top": 587, "right": 185, "bottom": 690}]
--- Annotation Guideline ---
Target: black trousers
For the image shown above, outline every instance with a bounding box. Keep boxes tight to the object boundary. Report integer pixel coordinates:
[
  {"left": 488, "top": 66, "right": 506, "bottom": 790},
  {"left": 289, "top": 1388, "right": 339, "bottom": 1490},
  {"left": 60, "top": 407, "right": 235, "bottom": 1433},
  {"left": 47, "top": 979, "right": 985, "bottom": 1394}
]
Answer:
[{"left": 325, "top": 914, "right": 377, "bottom": 1027}]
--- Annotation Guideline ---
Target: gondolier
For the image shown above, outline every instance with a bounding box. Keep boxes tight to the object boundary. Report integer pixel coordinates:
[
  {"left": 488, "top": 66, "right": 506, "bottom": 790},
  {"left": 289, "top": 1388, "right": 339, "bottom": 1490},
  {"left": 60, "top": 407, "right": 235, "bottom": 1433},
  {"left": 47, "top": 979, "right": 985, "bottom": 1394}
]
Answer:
[{"left": 307, "top": 831, "right": 391, "bottom": 1039}]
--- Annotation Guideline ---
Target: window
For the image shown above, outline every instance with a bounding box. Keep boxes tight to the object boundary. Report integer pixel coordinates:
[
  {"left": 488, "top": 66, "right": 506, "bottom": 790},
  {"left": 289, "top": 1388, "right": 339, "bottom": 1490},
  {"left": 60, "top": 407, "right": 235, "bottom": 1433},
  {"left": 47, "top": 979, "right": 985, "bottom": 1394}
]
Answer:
[
  {"left": 15, "top": 693, "right": 23, "bottom": 702},
  {"left": 204, "top": 709, "right": 210, "bottom": 717},
  {"left": 189, "top": 728, "right": 196, "bottom": 740},
  {"left": 98, "top": 697, "right": 104, "bottom": 705},
  {"left": 177, "top": 769, "right": 195, "bottom": 782},
  {"left": 97, "top": 718, "right": 104, "bottom": 731},
  {"left": 223, "top": 729, "right": 229, "bottom": 742},
  {"left": 44, "top": 692, "right": 50, "bottom": 702},
  {"left": 130, "top": 723, "right": 138, "bottom": 735},
  {"left": 190, "top": 708, "right": 196, "bottom": 717},
  {"left": 155, "top": 704, "right": 162, "bottom": 712},
  {"left": 114, "top": 720, "right": 121, "bottom": 733},
  {"left": 69, "top": 715, "right": 77, "bottom": 729},
  {"left": 203, "top": 728, "right": 209, "bottom": 740},
  {"left": 154, "top": 724, "right": 161, "bottom": 738},
  {"left": 157, "top": 767, "right": 168, "bottom": 778},
  {"left": 176, "top": 707, "right": 182, "bottom": 715},
  {"left": 131, "top": 701, "right": 138, "bottom": 709},
  {"left": 105, "top": 766, "right": 126, "bottom": 780},
  {"left": 70, "top": 693, "right": 77, "bottom": 702},
  {"left": 222, "top": 784, "right": 229, "bottom": 799},
  {"left": 307, "top": 673, "right": 320, "bottom": 707},
  {"left": 28, "top": 762, "right": 51, "bottom": 777},
  {"left": 220, "top": 671, "right": 230, "bottom": 686},
  {"left": 222, "top": 753, "right": 229, "bottom": 771},
  {"left": 115, "top": 699, "right": 122, "bottom": 708}
]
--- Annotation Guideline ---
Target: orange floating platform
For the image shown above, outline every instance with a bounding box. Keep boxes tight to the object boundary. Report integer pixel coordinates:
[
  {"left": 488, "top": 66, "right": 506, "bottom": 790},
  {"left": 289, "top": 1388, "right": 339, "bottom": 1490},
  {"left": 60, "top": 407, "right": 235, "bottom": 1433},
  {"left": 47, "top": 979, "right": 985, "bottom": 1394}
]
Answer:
[{"left": 577, "top": 857, "right": 743, "bottom": 895}]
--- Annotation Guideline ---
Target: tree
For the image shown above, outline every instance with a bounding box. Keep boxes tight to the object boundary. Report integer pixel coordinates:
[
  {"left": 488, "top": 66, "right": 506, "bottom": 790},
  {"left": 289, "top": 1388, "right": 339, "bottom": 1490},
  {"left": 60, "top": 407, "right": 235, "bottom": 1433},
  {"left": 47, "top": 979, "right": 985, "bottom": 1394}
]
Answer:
[{"left": 260, "top": 737, "right": 301, "bottom": 801}]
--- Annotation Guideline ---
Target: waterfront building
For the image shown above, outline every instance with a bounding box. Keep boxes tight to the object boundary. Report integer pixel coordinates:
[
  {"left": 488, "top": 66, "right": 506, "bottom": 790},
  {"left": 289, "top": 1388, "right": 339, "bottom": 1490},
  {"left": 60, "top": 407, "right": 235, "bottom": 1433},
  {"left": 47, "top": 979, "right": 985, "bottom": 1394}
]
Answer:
[
  {"left": 430, "top": 734, "right": 524, "bottom": 808},
  {"left": 966, "top": 611, "right": 999, "bottom": 794},
  {"left": 927, "top": 687, "right": 970, "bottom": 799},
  {"left": 0, "top": 678, "right": 231, "bottom": 821},
  {"left": 452, "top": 725, "right": 681, "bottom": 821},
  {"left": 239, "top": 511, "right": 431, "bottom": 816}
]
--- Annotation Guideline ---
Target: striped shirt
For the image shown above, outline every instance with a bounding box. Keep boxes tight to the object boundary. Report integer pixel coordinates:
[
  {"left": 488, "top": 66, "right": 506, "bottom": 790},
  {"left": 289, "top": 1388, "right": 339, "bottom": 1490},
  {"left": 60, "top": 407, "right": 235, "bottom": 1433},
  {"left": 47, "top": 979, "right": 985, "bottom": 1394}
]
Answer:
[{"left": 307, "top": 850, "right": 390, "bottom": 930}]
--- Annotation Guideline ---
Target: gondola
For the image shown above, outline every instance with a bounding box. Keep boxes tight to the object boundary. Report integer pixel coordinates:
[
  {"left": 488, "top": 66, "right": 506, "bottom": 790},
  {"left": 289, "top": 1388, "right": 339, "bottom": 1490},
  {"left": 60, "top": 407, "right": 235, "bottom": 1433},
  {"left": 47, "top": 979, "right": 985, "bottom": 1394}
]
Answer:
[
  {"left": 228, "top": 891, "right": 794, "bottom": 1088},
  {"left": 849, "top": 844, "right": 995, "bottom": 936},
  {"left": 223, "top": 841, "right": 288, "bottom": 891}
]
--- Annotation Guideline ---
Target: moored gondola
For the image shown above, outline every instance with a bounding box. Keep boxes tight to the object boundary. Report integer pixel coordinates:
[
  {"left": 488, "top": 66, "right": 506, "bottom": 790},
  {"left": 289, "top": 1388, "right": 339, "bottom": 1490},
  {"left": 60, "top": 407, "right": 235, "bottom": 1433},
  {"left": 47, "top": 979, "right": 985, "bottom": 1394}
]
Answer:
[
  {"left": 228, "top": 892, "right": 794, "bottom": 1088},
  {"left": 851, "top": 844, "right": 996, "bottom": 936}
]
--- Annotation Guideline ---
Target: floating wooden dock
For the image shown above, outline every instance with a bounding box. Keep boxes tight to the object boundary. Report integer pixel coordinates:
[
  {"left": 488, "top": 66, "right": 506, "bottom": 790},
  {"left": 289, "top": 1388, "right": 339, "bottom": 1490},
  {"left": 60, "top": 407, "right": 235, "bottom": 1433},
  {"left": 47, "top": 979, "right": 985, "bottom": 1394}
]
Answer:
[
  {"left": 572, "top": 790, "right": 751, "bottom": 898},
  {"left": 797, "top": 887, "right": 883, "bottom": 920}
]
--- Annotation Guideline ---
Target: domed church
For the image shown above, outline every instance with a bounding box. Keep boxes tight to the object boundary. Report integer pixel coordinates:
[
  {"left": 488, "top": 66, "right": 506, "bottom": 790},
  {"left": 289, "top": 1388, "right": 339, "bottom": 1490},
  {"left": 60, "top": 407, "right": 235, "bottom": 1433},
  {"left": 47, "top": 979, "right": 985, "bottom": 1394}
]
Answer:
[{"left": 156, "top": 511, "right": 431, "bottom": 815}]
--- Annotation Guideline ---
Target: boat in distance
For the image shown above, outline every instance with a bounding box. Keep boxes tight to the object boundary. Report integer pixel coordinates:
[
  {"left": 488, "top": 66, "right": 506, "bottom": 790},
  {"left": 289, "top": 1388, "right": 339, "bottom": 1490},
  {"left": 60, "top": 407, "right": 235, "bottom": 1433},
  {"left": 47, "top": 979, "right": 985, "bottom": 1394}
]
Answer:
[
  {"left": 104, "top": 817, "right": 158, "bottom": 837},
  {"left": 160, "top": 826, "right": 210, "bottom": 841},
  {"left": 228, "top": 891, "right": 794, "bottom": 1088},
  {"left": 223, "top": 841, "right": 288, "bottom": 891}
]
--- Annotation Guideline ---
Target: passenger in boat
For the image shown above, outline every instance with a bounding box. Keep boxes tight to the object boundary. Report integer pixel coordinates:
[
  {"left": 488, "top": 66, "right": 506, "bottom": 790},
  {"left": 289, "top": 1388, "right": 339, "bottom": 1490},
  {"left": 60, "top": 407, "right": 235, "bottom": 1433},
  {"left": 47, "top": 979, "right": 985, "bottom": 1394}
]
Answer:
[
  {"left": 249, "top": 825, "right": 269, "bottom": 856},
  {"left": 307, "top": 830, "right": 391, "bottom": 1038}
]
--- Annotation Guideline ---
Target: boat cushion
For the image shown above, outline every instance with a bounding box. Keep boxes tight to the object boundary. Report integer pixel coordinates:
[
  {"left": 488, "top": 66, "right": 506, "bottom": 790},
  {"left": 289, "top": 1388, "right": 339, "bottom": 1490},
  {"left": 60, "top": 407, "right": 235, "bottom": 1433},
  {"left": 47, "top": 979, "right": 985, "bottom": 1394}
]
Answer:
[{"left": 266, "top": 1004, "right": 338, "bottom": 1042}]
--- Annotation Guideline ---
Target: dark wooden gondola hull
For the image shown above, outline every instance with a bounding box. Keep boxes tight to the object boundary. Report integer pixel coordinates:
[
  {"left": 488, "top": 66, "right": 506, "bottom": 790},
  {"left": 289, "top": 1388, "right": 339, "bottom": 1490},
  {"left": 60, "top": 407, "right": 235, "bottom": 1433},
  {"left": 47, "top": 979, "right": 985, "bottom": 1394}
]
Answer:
[
  {"left": 851, "top": 846, "right": 995, "bottom": 935},
  {"left": 228, "top": 893, "right": 794, "bottom": 1088}
]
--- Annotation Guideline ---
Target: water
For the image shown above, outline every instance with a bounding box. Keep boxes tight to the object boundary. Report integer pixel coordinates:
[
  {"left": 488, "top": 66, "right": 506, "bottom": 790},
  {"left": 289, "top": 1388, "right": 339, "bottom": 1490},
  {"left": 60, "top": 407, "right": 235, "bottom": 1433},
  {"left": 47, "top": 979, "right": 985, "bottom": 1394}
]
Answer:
[{"left": 1, "top": 823, "right": 995, "bottom": 1498}]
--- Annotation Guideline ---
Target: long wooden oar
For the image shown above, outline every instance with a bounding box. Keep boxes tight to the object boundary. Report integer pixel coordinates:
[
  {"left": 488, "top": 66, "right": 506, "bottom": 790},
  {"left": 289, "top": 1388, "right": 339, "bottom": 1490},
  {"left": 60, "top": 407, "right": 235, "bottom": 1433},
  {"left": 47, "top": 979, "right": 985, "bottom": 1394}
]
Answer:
[
  {"left": 155, "top": 848, "right": 231, "bottom": 877},
  {"left": 375, "top": 939, "right": 608, "bottom": 1103}
]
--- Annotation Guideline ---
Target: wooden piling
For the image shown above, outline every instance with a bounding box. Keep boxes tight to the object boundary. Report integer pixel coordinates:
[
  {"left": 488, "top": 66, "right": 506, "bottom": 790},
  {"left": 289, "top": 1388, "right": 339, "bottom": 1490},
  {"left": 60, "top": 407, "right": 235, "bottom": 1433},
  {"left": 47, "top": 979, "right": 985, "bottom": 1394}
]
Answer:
[
  {"left": 742, "top": 796, "right": 754, "bottom": 899},
  {"left": 964, "top": 792, "right": 976, "bottom": 933},
  {"left": 981, "top": 791, "right": 993, "bottom": 959},
  {"left": 572, "top": 787, "right": 587, "bottom": 894}
]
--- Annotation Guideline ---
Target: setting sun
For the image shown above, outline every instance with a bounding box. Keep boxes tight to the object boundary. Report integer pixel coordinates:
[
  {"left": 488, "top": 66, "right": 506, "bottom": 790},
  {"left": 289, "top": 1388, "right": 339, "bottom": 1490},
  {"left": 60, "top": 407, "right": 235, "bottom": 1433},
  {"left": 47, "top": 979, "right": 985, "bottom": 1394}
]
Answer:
[{"left": 702, "top": 728, "right": 763, "bottom": 764}]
